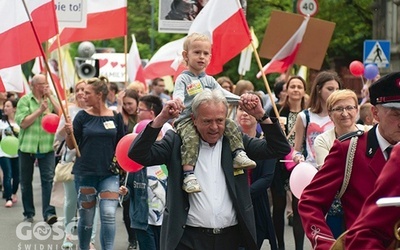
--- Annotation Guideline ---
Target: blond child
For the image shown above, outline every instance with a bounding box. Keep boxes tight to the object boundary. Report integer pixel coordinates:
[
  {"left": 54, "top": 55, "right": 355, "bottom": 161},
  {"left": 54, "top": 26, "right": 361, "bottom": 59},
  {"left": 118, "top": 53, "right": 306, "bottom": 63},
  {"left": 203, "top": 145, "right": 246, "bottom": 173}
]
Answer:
[{"left": 173, "top": 33, "right": 256, "bottom": 193}]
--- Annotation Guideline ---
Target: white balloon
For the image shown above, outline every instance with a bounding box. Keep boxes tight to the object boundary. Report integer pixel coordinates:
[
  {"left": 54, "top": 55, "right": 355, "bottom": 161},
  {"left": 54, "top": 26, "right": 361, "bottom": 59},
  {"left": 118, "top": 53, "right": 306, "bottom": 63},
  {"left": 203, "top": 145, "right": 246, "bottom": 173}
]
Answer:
[{"left": 289, "top": 162, "right": 318, "bottom": 199}]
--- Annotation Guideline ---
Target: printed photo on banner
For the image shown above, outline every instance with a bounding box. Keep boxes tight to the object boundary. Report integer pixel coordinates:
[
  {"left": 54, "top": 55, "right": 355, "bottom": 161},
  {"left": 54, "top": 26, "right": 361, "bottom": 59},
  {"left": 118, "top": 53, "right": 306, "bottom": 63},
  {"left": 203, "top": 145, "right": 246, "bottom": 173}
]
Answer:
[{"left": 158, "top": 0, "right": 209, "bottom": 33}]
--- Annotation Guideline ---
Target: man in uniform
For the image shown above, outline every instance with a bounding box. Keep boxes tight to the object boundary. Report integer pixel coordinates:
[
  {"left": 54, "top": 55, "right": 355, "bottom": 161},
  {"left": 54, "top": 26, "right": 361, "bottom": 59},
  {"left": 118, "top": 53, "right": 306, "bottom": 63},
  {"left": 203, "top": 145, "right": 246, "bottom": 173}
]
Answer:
[
  {"left": 298, "top": 72, "right": 400, "bottom": 250},
  {"left": 343, "top": 144, "right": 400, "bottom": 248}
]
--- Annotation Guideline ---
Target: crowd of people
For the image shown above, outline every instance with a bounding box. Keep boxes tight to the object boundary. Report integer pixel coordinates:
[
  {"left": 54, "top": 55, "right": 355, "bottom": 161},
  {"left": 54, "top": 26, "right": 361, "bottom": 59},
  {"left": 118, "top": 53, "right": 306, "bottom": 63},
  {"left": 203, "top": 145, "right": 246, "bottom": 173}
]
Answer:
[{"left": 1, "top": 32, "right": 399, "bottom": 250}]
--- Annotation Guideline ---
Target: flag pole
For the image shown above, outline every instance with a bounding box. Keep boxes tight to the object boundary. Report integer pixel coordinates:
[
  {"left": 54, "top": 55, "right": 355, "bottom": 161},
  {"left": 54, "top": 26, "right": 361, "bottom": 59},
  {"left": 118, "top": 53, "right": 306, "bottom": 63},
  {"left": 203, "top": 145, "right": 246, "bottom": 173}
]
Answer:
[
  {"left": 124, "top": 34, "right": 128, "bottom": 87},
  {"left": 56, "top": 36, "right": 69, "bottom": 117},
  {"left": 285, "top": 65, "right": 293, "bottom": 82},
  {"left": 236, "top": 0, "right": 280, "bottom": 118},
  {"left": 21, "top": 0, "right": 81, "bottom": 156},
  {"left": 55, "top": 36, "right": 80, "bottom": 157},
  {"left": 251, "top": 43, "right": 280, "bottom": 119}
]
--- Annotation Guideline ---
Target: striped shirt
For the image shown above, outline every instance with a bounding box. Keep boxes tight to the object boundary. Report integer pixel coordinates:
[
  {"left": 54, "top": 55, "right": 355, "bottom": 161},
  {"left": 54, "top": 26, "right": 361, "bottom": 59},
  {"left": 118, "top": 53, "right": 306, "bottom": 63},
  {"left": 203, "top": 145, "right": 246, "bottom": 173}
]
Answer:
[{"left": 15, "top": 93, "right": 56, "bottom": 153}]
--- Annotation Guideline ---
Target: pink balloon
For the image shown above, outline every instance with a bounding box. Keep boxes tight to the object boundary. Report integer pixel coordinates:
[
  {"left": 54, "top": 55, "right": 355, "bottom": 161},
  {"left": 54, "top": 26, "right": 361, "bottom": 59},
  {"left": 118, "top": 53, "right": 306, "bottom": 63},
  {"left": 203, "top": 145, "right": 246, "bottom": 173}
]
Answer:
[
  {"left": 349, "top": 60, "right": 364, "bottom": 77},
  {"left": 115, "top": 133, "right": 143, "bottom": 173},
  {"left": 134, "top": 119, "right": 152, "bottom": 134},
  {"left": 289, "top": 162, "right": 318, "bottom": 199},
  {"left": 41, "top": 113, "right": 60, "bottom": 134}
]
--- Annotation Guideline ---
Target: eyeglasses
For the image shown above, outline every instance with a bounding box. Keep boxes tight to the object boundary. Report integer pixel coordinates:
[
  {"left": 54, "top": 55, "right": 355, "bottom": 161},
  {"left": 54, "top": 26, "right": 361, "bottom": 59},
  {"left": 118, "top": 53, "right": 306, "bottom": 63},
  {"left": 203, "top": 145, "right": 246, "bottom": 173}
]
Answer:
[{"left": 330, "top": 105, "right": 357, "bottom": 113}]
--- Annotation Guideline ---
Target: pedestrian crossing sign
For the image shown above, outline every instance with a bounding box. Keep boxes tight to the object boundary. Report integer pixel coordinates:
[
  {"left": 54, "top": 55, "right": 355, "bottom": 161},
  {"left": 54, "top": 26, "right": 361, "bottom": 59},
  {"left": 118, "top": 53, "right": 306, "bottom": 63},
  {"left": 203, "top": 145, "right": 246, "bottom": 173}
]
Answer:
[{"left": 363, "top": 40, "right": 390, "bottom": 68}]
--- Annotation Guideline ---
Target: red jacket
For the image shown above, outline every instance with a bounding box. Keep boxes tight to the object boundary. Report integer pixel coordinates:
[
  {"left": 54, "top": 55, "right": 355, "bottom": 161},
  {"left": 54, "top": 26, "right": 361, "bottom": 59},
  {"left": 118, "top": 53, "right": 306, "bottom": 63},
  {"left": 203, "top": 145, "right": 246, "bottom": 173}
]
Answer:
[
  {"left": 298, "top": 126, "right": 387, "bottom": 250},
  {"left": 345, "top": 144, "right": 400, "bottom": 249}
]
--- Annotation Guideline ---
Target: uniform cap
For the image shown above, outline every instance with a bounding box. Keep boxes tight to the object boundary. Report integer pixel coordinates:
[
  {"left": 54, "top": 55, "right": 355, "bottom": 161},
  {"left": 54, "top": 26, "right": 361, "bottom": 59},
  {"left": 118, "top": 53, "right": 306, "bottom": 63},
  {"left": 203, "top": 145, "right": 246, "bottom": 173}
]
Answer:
[{"left": 369, "top": 72, "right": 400, "bottom": 108}]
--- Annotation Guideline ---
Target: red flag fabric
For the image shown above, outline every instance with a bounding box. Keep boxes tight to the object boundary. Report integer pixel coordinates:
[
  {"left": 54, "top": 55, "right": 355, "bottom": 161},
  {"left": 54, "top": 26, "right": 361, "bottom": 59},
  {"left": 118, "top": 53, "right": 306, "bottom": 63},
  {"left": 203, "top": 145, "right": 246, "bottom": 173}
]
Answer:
[
  {"left": 188, "top": 0, "right": 252, "bottom": 75},
  {"left": 257, "top": 16, "right": 310, "bottom": 78},
  {"left": 49, "top": 0, "right": 127, "bottom": 51},
  {"left": 0, "top": 75, "right": 5, "bottom": 92},
  {"left": 0, "top": 0, "right": 58, "bottom": 69},
  {"left": 29, "top": 0, "right": 58, "bottom": 42}
]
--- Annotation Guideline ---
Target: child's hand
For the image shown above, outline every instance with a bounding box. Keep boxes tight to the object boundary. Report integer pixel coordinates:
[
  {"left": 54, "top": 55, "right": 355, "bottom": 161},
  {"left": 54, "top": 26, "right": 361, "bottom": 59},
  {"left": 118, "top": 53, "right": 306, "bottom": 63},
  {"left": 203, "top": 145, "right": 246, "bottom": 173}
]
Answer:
[{"left": 119, "top": 186, "right": 128, "bottom": 196}]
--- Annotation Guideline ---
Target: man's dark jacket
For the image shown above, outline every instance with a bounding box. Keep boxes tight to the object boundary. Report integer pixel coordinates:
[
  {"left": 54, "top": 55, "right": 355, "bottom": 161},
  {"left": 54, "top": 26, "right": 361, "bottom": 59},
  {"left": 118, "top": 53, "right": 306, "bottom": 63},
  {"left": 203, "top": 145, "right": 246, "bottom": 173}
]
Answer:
[{"left": 128, "top": 119, "right": 290, "bottom": 250}]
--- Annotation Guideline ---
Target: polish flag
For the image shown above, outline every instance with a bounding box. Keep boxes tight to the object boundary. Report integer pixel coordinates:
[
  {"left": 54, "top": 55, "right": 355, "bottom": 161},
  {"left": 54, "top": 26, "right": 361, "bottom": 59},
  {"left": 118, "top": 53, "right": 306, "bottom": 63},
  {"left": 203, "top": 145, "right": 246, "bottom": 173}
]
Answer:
[
  {"left": 32, "top": 57, "right": 66, "bottom": 100},
  {"left": 188, "top": 0, "right": 252, "bottom": 75},
  {"left": 0, "top": 0, "right": 58, "bottom": 69},
  {"left": 127, "top": 35, "right": 146, "bottom": 89},
  {"left": 49, "top": 0, "right": 127, "bottom": 51},
  {"left": 238, "top": 27, "right": 259, "bottom": 76},
  {"left": 28, "top": 0, "right": 59, "bottom": 42},
  {"left": 144, "top": 37, "right": 187, "bottom": 80},
  {"left": 0, "top": 65, "right": 25, "bottom": 93},
  {"left": 257, "top": 16, "right": 310, "bottom": 78}
]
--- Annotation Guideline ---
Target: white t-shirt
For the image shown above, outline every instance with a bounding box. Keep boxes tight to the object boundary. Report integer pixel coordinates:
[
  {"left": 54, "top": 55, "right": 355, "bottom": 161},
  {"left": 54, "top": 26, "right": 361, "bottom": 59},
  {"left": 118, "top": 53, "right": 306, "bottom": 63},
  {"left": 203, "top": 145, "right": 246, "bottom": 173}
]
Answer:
[
  {"left": 299, "top": 109, "right": 334, "bottom": 166},
  {"left": 147, "top": 165, "right": 168, "bottom": 226}
]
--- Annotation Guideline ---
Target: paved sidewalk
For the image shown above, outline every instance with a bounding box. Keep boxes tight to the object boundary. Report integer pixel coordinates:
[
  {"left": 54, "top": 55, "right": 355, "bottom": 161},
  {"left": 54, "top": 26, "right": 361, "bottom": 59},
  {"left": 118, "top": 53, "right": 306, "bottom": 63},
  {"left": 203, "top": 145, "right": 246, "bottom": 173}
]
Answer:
[{"left": 0, "top": 169, "right": 311, "bottom": 249}]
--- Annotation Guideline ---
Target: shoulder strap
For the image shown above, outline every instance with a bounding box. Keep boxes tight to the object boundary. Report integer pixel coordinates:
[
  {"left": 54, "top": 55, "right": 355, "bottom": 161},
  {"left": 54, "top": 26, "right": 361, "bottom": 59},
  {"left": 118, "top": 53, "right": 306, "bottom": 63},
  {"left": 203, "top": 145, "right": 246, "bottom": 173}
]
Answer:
[
  {"left": 6, "top": 119, "right": 18, "bottom": 137},
  {"left": 304, "top": 109, "right": 310, "bottom": 129},
  {"left": 337, "top": 136, "right": 358, "bottom": 199},
  {"left": 338, "top": 130, "right": 364, "bottom": 142},
  {"left": 301, "top": 109, "right": 310, "bottom": 157}
]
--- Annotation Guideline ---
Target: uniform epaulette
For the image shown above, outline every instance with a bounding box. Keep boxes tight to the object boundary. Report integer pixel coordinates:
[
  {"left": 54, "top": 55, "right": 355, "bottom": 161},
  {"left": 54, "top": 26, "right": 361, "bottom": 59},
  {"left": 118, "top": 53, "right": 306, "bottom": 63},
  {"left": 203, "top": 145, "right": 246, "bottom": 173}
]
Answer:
[{"left": 338, "top": 130, "right": 364, "bottom": 142}]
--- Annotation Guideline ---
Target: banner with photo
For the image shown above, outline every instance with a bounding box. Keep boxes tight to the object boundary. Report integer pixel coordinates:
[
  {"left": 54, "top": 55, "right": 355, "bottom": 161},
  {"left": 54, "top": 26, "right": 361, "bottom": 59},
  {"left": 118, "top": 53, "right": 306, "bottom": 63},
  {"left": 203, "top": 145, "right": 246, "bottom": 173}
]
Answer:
[{"left": 158, "top": 0, "right": 209, "bottom": 33}]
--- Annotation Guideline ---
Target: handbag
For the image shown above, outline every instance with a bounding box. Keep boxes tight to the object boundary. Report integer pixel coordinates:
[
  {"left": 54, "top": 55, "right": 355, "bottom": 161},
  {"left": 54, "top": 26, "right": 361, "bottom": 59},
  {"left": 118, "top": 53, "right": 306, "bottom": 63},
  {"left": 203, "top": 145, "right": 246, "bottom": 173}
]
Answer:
[
  {"left": 54, "top": 161, "right": 74, "bottom": 182},
  {"left": 53, "top": 141, "right": 74, "bottom": 182}
]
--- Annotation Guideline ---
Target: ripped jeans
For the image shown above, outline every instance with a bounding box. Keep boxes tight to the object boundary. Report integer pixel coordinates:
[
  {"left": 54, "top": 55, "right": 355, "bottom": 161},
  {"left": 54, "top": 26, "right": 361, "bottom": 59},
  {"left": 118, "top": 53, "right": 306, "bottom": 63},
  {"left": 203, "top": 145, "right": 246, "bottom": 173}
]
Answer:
[{"left": 74, "top": 174, "right": 120, "bottom": 250}]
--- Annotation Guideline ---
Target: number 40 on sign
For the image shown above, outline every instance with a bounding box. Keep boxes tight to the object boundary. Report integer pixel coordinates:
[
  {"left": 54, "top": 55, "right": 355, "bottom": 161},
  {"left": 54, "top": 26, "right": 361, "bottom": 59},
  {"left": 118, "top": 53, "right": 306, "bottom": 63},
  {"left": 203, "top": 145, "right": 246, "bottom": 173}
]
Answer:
[{"left": 297, "top": 0, "right": 319, "bottom": 17}]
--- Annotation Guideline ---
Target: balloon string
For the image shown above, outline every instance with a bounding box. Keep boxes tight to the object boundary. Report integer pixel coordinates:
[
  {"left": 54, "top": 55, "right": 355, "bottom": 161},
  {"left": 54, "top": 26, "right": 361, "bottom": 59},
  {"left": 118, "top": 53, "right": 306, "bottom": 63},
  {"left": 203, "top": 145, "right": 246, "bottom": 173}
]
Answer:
[{"left": 360, "top": 75, "right": 365, "bottom": 85}]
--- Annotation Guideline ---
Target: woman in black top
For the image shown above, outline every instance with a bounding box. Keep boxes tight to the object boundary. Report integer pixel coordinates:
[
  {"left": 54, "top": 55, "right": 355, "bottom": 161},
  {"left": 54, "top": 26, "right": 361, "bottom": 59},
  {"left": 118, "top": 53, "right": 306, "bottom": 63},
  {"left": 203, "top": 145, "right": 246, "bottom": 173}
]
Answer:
[{"left": 65, "top": 76, "right": 125, "bottom": 250}]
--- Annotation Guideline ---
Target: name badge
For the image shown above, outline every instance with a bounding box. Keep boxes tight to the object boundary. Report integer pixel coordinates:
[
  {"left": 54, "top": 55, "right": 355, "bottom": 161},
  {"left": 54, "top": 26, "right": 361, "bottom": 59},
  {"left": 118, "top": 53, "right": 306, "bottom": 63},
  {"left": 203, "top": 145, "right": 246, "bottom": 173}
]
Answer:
[
  {"left": 233, "top": 169, "right": 244, "bottom": 176},
  {"left": 103, "top": 120, "right": 116, "bottom": 129},
  {"left": 186, "top": 80, "right": 203, "bottom": 96}
]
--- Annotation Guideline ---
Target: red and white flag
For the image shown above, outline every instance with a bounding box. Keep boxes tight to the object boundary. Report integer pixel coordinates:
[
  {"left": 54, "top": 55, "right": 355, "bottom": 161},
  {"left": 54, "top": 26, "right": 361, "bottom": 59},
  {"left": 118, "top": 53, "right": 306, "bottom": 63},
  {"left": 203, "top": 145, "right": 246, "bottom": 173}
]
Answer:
[
  {"left": 188, "top": 0, "right": 252, "bottom": 75},
  {"left": 49, "top": 0, "right": 127, "bottom": 51},
  {"left": 238, "top": 27, "right": 258, "bottom": 76},
  {"left": 257, "top": 16, "right": 310, "bottom": 78},
  {"left": 127, "top": 34, "right": 146, "bottom": 88},
  {"left": 0, "top": 0, "right": 58, "bottom": 69},
  {"left": 144, "top": 37, "right": 187, "bottom": 80},
  {"left": 32, "top": 57, "right": 66, "bottom": 100}
]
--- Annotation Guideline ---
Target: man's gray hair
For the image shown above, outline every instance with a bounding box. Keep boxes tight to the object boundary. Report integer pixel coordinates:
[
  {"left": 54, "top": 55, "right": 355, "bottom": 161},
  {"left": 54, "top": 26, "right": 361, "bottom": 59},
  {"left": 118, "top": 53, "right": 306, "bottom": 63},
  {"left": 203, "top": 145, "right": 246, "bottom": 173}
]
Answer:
[
  {"left": 192, "top": 89, "right": 228, "bottom": 118},
  {"left": 31, "top": 74, "right": 46, "bottom": 85}
]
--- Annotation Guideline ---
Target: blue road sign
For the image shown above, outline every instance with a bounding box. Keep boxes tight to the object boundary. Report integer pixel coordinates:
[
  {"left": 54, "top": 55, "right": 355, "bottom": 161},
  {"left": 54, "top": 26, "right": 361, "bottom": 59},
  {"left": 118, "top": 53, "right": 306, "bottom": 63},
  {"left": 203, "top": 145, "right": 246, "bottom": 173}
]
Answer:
[{"left": 363, "top": 40, "right": 390, "bottom": 68}]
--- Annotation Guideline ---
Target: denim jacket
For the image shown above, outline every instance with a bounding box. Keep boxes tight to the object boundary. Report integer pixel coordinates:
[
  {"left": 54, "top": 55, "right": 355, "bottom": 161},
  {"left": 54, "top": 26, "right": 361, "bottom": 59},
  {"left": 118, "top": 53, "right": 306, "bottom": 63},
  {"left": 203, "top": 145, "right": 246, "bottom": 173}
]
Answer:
[{"left": 128, "top": 168, "right": 149, "bottom": 230}]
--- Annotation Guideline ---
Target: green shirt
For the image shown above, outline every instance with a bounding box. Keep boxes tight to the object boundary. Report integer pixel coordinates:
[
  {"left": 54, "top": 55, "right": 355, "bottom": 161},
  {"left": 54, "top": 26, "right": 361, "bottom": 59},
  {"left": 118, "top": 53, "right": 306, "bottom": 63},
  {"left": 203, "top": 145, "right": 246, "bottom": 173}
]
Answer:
[{"left": 15, "top": 93, "right": 56, "bottom": 154}]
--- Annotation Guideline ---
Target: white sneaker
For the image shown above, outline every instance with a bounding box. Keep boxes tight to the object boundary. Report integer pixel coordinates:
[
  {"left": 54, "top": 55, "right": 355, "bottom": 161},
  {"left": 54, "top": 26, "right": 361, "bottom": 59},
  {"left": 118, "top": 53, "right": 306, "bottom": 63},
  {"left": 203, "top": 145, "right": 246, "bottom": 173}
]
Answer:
[
  {"left": 233, "top": 151, "right": 256, "bottom": 169},
  {"left": 182, "top": 174, "right": 201, "bottom": 193},
  {"left": 5, "top": 200, "right": 12, "bottom": 208}
]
